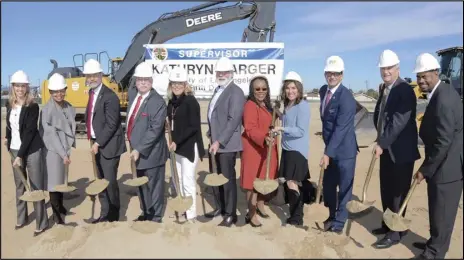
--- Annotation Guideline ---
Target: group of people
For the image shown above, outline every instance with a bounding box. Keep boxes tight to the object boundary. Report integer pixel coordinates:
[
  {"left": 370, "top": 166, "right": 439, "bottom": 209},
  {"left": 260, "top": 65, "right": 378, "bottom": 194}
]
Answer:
[{"left": 5, "top": 50, "right": 462, "bottom": 259}]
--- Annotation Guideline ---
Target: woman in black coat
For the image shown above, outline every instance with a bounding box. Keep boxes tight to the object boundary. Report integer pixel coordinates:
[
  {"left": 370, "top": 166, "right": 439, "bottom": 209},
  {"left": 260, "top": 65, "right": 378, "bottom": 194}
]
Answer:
[{"left": 166, "top": 67, "right": 205, "bottom": 223}]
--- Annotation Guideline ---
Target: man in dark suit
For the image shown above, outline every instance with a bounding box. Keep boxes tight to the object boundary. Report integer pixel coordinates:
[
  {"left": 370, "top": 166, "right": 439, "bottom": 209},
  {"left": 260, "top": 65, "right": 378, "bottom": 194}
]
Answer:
[
  {"left": 126, "top": 61, "right": 168, "bottom": 223},
  {"left": 319, "top": 56, "right": 358, "bottom": 234},
  {"left": 371, "top": 50, "right": 421, "bottom": 249},
  {"left": 412, "top": 53, "right": 463, "bottom": 260},
  {"left": 205, "top": 57, "right": 246, "bottom": 227},
  {"left": 84, "top": 59, "right": 127, "bottom": 223}
]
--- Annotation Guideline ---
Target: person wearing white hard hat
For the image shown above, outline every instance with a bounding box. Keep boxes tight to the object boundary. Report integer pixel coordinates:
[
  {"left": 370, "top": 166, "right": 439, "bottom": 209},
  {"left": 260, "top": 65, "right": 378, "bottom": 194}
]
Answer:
[
  {"left": 205, "top": 56, "right": 246, "bottom": 227},
  {"left": 39, "top": 73, "right": 76, "bottom": 225},
  {"left": 411, "top": 53, "right": 463, "bottom": 260},
  {"left": 125, "top": 61, "right": 168, "bottom": 223},
  {"left": 371, "top": 50, "right": 421, "bottom": 249},
  {"left": 5, "top": 70, "right": 49, "bottom": 236},
  {"left": 318, "top": 56, "right": 358, "bottom": 234},
  {"left": 270, "top": 71, "right": 310, "bottom": 226},
  {"left": 83, "top": 58, "right": 127, "bottom": 223},
  {"left": 166, "top": 66, "right": 205, "bottom": 223}
]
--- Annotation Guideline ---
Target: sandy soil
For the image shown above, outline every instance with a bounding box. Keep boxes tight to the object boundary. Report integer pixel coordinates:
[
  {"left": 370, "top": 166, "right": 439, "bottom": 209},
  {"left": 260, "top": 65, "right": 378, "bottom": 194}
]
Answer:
[{"left": 1, "top": 102, "right": 462, "bottom": 258}]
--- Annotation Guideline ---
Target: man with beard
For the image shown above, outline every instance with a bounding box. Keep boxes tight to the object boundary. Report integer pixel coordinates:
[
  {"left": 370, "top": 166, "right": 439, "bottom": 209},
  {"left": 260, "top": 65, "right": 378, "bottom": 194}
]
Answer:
[
  {"left": 205, "top": 57, "right": 245, "bottom": 227},
  {"left": 84, "top": 59, "right": 127, "bottom": 223},
  {"left": 412, "top": 53, "right": 463, "bottom": 260}
]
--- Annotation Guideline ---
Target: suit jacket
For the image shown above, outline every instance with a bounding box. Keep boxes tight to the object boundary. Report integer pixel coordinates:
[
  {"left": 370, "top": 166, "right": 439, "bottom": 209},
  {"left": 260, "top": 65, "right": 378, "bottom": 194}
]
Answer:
[
  {"left": 373, "top": 77, "right": 421, "bottom": 164},
  {"left": 39, "top": 99, "right": 76, "bottom": 158},
  {"left": 167, "top": 94, "right": 205, "bottom": 163},
  {"left": 319, "top": 84, "right": 358, "bottom": 160},
  {"left": 207, "top": 82, "right": 246, "bottom": 153},
  {"left": 126, "top": 87, "right": 168, "bottom": 169},
  {"left": 6, "top": 101, "right": 44, "bottom": 158},
  {"left": 419, "top": 82, "right": 463, "bottom": 184},
  {"left": 84, "top": 84, "right": 127, "bottom": 159}
]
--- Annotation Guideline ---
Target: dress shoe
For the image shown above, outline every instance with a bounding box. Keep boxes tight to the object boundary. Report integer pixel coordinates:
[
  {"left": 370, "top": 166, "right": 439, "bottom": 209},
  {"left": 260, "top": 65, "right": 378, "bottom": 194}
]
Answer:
[
  {"left": 245, "top": 214, "right": 262, "bottom": 228},
  {"left": 372, "top": 237, "right": 399, "bottom": 249},
  {"left": 15, "top": 223, "right": 26, "bottom": 230},
  {"left": 33, "top": 227, "right": 48, "bottom": 237},
  {"left": 256, "top": 208, "right": 270, "bottom": 219},
  {"left": 218, "top": 215, "right": 237, "bottom": 227},
  {"left": 92, "top": 216, "right": 109, "bottom": 224},
  {"left": 412, "top": 242, "right": 426, "bottom": 250},
  {"left": 412, "top": 254, "right": 429, "bottom": 260},
  {"left": 204, "top": 209, "right": 223, "bottom": 218},
  {"left": 323, "top": 217, "right": 334, "bottom": 231},
  {"left": 326, "top": 226, "right": 343, "bottom": 235},
  {"left": 372, "top": 226, "right": 389, "bottom": 235},
  {"left": 134, "top": 215, "right": 146, "bottom": 222}
]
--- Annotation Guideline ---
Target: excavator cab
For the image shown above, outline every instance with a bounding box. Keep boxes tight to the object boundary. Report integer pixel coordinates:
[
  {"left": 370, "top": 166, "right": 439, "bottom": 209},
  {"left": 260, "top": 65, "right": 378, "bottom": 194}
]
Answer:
[{"left": 437, "top": 46, "right": 463, "bottom": 99}]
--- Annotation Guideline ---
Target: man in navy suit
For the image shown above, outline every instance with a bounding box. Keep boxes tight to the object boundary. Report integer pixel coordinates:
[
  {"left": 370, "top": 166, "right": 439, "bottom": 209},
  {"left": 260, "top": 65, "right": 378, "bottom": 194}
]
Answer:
[{"left": 319, "top": 56, "right": 358, "bottom": 234}]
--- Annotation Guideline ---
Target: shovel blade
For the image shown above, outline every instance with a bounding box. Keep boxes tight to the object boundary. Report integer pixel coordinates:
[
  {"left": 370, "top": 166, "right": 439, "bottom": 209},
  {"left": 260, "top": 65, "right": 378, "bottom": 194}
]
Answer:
[
  {"left": 383, "top": 208, "right": 411, "bottom": 232},
  {"left": 54, "top": 184, "right": 77, "bottom": 193},
  {"left": 253, "top": 179, "right": 279, "bottom": 195},
  {"left": 204, "top": 174, "right": 228, "bottom": 187},
  {"left": 123, "top": 176, "right": 149, "bottom": 187},
  {"left": 85, "top": 179, "right": 109, "bottom": 196},
  {"left": 307, "top": 203, "right": 329, "bottom": 222},
  {"left": 346, "top": 200, "right": 376, "bottom": 214},
  {"left": 20, "top": 190, "right": 47, "bottom": 202},
  {"left": 169, "top": 196, "right": 193, "bottom": 213}
]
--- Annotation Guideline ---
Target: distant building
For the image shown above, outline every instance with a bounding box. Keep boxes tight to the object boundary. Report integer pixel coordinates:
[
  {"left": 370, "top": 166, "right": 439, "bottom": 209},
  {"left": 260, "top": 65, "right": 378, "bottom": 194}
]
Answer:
[
  {"left": 354, "top": 93, "right": 377, "bottom": 102},
  {"left": 305, "top": 93, "right": 320, "bottom": 101}
]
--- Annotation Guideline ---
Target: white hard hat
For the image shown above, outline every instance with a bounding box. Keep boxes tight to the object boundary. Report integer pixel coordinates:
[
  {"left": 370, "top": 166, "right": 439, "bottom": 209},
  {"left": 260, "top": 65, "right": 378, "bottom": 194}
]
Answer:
[
  {"left": 133, "top": 62, "right": 153, "bottom": 78},
  {"left": 413, "top": 53, "right": 441, "bottom": 73},
  {"left": 215, "top": 57, "right": 234, "bottom": 72},
  {"left": 83, "top": 59, "right": 103, "bottom": 74},
  {"left": 10, "top": 70, "right": 29, "bottom": 84},
  {"left": 324, "top": 55, "right": 345, "bottom": 72},
  {"left": 48, "top": 73, "right": 67, "bottom": 91},
  {"left": 284, "top": 71, "right": 303, "bottom": 84},
  {"left": 169, "top": 67, "right": 188, "bottom": 82},
  {"left": 378, "top": 49, "right": 400, "bottom": 67}
]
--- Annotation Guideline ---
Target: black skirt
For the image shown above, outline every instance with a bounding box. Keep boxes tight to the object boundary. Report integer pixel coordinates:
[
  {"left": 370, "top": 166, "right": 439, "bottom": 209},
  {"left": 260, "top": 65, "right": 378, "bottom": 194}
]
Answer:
[{"left": 278, "top": 150, "right": 310, "bottom": 182}]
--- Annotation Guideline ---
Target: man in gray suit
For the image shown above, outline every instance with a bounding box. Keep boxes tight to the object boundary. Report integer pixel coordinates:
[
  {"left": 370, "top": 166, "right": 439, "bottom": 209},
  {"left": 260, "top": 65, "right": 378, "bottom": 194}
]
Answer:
[
  {"left": 84, "top": 59, "right": 127, "bottom": 223},
  {"left": 126, "top": 61, "right": 168, "bottom": 223},
  {"left": 413, "top": 53, "right": 463, "bottom": 260},
  {"left": 205, "top": 57, "right": 246, "bottom": 227}
]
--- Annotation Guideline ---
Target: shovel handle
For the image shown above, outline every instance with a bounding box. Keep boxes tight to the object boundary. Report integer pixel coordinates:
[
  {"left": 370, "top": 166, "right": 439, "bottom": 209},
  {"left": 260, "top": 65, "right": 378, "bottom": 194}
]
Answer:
[
  {"left": 89, "top": 140, "right": 99, "bottom": 180},
  {"left": 129, "top": 146, "right": 137, "bottom": 179},
  {"left": 9, "top": 152, "right": 32, "bottom": 192},
  {"left": 362, "top": 153, "right": 377, "bottom": 202},
  {"left": 165, "top": 118, "right": 183, "bottom": 199},
  {"left": 64, "top": 164, "right": 69, "bottom": 186},
  {"left": 315, "top": 166, "right": 325, "bottom": 204},
  {"left": 264, "top": 104, "right": 280, "bottom": 180},
  {"left": 398, "top": 178, "right": 418, "bottom": 215}
]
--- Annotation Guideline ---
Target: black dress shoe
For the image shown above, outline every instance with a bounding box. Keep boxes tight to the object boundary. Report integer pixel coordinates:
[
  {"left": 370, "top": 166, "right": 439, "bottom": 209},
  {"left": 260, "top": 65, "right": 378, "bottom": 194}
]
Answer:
[
  {"left": 205, "top": 209, "right": 223, "bottom": 218},
  {"left": 323, "top": 218, "right": 334, "bottom": 231},
  {"left": 92, "top": 216, "right": 109, "bottom": 224},
  {"left": 372, "top": 226, "right": 389, "bottom": 235},
  {"left": 33, "top": 227, "right": 48, "bottom": 237},
  {"left": 256, "top": 208, "right": 270, "bottom": 219},
  {"left": 245, "top": 214, "right": 262, "bottom": 228},
  {"left": 218, "top": 215, "right": 237, "bottom": 227},
  {"left": 372, "top": 237, "right": 399, "bottom": 249},
  {"left": 134, "top": 215, "right": 145, "bottom": 222},
  {"left": 15, "top": 223, "right": 26, "bottom": 230}
]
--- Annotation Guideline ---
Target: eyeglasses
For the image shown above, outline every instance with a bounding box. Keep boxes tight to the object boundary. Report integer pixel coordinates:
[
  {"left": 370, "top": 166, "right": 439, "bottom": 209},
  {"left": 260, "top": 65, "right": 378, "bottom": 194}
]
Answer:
[{"left": 255, "top": 88, "right": 268, "bottom": 92}]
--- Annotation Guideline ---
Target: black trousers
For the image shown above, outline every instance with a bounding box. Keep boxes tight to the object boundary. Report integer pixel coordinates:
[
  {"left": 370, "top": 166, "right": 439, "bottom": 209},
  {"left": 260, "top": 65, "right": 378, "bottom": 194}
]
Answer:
[
  {"left": 423, "top": 180, "right": 463, "bottom": 259},
  {"left": 49, "top": 192, "right": 66, "bottom": 222},
  {"left": 209, "top": 152, "right": 237, "bottom": 217},
  {"left": 379, "top": 151, "right": 415, "bottom": 241},
  {"left": 95, "top": 152, "right": 121, "bottom": 219}
]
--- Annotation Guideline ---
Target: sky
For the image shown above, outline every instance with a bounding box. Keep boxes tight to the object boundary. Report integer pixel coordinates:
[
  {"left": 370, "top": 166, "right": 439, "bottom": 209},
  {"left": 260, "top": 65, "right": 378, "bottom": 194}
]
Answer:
[{"left": 1, "top": 1, "right": 463, "bottom": 91}]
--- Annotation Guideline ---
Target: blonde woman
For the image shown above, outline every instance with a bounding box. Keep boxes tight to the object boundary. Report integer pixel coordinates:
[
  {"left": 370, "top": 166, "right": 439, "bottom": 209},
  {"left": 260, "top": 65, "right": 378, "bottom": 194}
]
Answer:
[
  {"left": 5, "top": 70, "right": 48, "bottom": 236},
  {"left": 166, "top": 67, "right": 205, "bottom": 222},
  {"left": 39, "top": 73, "right": 76, "bottom": 225}
]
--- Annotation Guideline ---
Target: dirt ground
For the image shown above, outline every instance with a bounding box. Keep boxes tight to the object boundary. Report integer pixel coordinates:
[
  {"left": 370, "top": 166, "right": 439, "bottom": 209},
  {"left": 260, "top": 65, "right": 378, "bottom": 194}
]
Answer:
[{"left": 1, "top": 101, "right": 462, "bottom": 258}]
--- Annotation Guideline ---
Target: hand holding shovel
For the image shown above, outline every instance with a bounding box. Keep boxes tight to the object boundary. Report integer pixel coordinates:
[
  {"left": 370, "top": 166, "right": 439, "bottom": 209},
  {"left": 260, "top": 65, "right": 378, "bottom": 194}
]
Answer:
[
  {"left": 204, "top": 139, "right": 228, "bottom": 187},
  {"left": 346, "top": 152, "right": 377, "bottom": 214},
  {"left": 55, "top": 163, "right": 77, "bottom": 193},
  {"left": 9, "top": 152, "right": 46, "bottom": 202},
  {"left": 85, "top": 140, "right": 109, "bottom": 196},
  {"left": 123, "top": 147, "right": 149, "bottom": 187},
  {"left": 165, "top": 118, "right": 193, "bottom": 213},
  {"left": 383, "top": 178, "right": 418, "bottom": 232},
  {"left": 307, "top": 166, "right": 329, "bottom": 222}
]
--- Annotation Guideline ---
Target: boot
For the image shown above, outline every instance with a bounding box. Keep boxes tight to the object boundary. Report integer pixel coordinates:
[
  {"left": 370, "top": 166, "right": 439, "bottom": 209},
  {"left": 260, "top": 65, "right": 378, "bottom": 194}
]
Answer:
[
  {"left": 286, "top": 189, "right": 303, "bottom": 226},
  {"left": 58, "top": 192, "right": 67, "bottom": 215},
  {"left": 49, "top": 192, "right": 64, "bottom": 224}
]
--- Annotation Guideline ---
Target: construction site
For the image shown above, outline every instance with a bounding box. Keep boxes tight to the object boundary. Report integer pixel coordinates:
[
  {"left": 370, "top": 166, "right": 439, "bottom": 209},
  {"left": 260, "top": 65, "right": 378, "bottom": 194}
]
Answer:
[{"left": 1, "top": 1, "right": 463, "bottom": 259}]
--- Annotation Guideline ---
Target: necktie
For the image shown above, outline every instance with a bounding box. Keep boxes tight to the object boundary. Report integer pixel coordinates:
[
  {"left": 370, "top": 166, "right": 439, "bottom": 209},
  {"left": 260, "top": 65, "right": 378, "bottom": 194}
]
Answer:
[
  {"left": 324, "top": 90, "right": 333, "bottom": 113},
  {"left": 127, "top": 95, "right": 143, "bottom": 141},
  {"left": 377, "top": 86, "right": 390, "bottom": 138},
  {"left": 86, "top": 89, "right": 94, "bottom": 140}
]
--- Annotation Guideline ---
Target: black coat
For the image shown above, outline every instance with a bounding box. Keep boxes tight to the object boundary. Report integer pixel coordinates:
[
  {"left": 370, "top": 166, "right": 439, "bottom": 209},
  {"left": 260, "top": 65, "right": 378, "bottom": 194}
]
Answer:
[
  {"left": 167, "top": 94, "right": 205, "bottom": 163},
  {"left": 5, "top": 101, "right": 44, "bottom": 158}
]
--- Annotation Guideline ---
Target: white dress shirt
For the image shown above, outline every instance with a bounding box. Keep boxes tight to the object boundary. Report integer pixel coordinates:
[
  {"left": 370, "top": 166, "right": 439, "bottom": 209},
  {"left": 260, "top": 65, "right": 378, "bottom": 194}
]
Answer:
[
  {"left": 208, "top": 80, "right": 232, "bottom": 121},
  {"left": 427, "top": 80, "right": 441, "bottom": 101},
  {"left": 322, "top": 83, "right": 340, "bottom": 114},
  {"left": 90, "top": 84, "right": 102, "bottom": 139},
  {"left": 9, "top": 106, "right": 22, "bottom": 150},
  {"left": 127, "top": 91, "right": 150, "bottom": 122}
]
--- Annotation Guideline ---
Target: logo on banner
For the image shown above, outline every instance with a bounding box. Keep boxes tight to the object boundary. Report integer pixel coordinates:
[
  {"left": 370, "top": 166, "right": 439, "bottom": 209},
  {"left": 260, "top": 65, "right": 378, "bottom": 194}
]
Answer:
[{"left": 152, "top": 48, "right": 168, "bottom": 61}]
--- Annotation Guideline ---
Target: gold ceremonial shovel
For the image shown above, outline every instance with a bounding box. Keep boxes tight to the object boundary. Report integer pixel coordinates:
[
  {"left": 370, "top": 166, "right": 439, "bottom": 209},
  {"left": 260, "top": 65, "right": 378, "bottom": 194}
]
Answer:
[
  {"left": 203, "top": 138, "right": 228, "bottom": 187},
  {"left": 165, "top": 118, "right": 193, "bottom": 213},
  {"left": 123, "top": 146, "right": 149, "bottom": 187},
  {"left": 307, "top": 167, "right": 329, "bottom": 222},
  {"left": 383, "top": 178, "right": 418, "bottom": 232},
  {"left": 85, "top": 140, "right": 109, "bottom": 195},
  {"left": 347, "top": 152, "right": 377, "bottom": 214},
  {"left": 54, "top": 164, "right": 77, "bottom": 193},
  {"left": 9, "top": 152, "right": 47, "bottom": 202}
]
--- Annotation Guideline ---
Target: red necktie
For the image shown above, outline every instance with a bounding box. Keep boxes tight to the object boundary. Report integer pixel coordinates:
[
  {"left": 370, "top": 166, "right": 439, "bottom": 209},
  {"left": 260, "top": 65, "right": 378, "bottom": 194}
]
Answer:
[
  {"left": 325, "top": 90, "right": 332, "bottom": 107},
  {"left": 127, "top": 95, "right": 143, "bottom": 141},
  {"left": 86, "top": 89, "right": 94, "bottom": 140}
]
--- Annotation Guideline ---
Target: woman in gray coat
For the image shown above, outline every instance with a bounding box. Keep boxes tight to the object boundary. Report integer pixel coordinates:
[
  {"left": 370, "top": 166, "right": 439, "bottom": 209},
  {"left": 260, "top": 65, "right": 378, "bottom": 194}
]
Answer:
[{"left": 39, "top": 73, "right": 76, "bottom": 224}]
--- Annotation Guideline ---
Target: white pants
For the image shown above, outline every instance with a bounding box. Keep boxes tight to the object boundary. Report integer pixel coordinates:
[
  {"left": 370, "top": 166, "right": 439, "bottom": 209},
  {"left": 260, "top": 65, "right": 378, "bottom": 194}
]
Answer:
[{"left": 171, "top": 143, "right": 199, "bottom": 219}]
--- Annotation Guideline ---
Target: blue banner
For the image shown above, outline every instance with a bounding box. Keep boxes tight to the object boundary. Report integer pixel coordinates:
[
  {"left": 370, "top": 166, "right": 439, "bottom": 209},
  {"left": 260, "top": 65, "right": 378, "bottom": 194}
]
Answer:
[{"left": 144, "top": 47, "right": 284, "bottom": 61}]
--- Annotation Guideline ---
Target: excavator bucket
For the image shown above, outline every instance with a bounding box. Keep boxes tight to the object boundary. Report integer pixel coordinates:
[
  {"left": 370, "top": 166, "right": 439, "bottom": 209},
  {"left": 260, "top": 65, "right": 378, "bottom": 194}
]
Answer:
[{"left": 354, "top": 101, "right": 377, "bottom": 147}]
